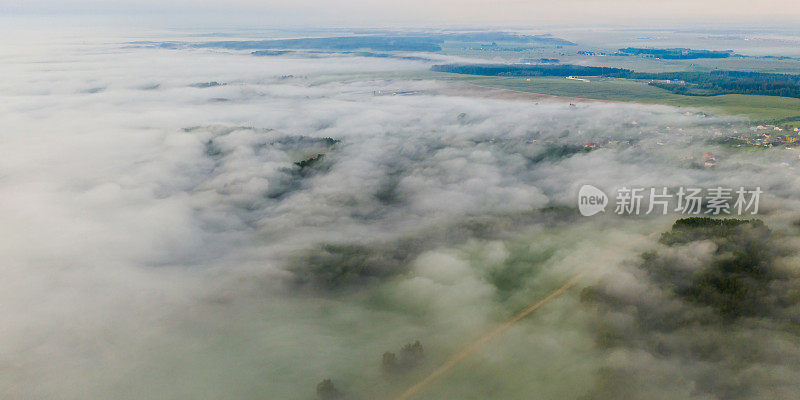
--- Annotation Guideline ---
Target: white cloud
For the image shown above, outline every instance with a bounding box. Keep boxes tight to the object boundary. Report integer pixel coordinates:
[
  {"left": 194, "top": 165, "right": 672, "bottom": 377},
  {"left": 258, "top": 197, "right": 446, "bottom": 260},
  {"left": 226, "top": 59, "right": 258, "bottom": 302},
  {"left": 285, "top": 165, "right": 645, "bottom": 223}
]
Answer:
[{"left": 4, "top": 27, "right": 800, "bottom": 399}]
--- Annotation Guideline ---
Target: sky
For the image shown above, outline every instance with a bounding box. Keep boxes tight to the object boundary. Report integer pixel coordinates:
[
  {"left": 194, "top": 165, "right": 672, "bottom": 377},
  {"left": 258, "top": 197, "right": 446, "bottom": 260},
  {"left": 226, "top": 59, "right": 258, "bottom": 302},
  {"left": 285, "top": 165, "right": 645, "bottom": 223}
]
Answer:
[{"left": 3, "top": 0, "right": 800, "bottom": 27}]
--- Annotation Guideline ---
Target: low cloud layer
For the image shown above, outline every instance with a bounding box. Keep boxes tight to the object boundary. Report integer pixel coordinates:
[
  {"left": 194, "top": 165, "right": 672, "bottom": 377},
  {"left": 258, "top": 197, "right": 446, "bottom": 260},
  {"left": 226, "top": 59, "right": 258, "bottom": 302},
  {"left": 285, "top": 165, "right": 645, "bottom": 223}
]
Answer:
[{"left": 3, "top": 28, "right": 800, "bottom": 399}]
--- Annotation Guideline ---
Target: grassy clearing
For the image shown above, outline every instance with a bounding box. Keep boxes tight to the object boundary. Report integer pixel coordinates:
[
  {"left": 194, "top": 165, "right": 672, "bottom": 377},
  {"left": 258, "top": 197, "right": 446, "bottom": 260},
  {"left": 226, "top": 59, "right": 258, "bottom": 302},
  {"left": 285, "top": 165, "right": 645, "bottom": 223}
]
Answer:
[
  {"left": 455, "top": 76, "right": 800, "bottom": 123},
  {"left": 323, "top": 70, "right": 800, "bottom": 125}
]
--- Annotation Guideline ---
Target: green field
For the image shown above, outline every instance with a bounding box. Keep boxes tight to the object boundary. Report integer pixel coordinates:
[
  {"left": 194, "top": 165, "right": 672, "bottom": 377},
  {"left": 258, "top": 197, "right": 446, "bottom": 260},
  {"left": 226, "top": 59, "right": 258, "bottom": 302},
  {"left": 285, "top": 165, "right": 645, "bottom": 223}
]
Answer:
[
  {"left": 454, "top": 76, "right": 800, "bottom": 124},
  {"left": 322, "top": 70, "right": 800, "bottom": 125},
  {"left": 440, "top": 40, "right": 800, "bottom": 75}
]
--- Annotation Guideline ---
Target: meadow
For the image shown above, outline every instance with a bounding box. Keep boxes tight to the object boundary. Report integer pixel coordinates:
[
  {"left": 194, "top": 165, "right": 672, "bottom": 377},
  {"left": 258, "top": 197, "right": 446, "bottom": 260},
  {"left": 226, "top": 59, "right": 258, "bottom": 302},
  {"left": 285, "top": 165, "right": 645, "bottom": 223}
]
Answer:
[{"left": 452, "top": 76, "right": 800, "bottom": 124}]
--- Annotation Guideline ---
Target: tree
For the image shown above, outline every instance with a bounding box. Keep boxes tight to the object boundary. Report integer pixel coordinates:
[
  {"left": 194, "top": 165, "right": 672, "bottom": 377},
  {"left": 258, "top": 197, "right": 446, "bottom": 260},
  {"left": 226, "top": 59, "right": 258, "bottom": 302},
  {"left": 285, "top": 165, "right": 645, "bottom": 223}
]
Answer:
[
  {"left": 316, "top": 379, "right": 339, "bottom": 400},
  {"left": 382, "top": 352, "right": 398, "bottom": 372}
]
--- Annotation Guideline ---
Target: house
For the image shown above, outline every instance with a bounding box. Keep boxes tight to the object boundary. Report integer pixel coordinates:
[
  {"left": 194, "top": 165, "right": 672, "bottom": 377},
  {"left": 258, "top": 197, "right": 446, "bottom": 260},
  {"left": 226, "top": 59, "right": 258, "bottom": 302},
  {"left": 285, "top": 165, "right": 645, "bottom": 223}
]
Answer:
[{"left": 703, "top": 152, "right": 718, "bottom": 167}]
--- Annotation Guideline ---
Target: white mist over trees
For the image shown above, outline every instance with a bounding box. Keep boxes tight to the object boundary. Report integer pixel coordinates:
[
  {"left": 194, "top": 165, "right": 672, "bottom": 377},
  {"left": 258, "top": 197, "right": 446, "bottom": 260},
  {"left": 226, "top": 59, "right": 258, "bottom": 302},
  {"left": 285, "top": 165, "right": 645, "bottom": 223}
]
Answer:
[{"left": 4, "top": 26, "right": 800, "bottom": 400}]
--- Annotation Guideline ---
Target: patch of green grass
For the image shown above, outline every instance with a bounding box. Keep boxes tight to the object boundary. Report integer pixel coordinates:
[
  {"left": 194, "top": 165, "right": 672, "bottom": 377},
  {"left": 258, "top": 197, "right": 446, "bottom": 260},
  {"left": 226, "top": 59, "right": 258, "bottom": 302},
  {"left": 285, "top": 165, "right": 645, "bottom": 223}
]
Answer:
[
  {"left": 459, "top": 76, "right": 800, "bottom": 123},
  {"left": 317, "top": 70, "right": 800, "bottom": 124}
]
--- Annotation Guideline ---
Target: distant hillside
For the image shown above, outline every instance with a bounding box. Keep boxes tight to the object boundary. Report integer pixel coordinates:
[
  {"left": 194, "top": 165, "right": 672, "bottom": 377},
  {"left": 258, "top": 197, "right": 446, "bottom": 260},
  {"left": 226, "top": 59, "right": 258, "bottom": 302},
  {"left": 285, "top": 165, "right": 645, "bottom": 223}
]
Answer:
[
  {"left": 440, "top": 32, "right": 576, "bottom": 46},
  {"left": 432, "top": 63, "right": 800, "bottom": 99},
  {"left": 618, "top": 47, "right": 734, "bottom": 59},
  {"left": 432, "top": 63, "right": 628, "bottom": 77},
  {"left": 196, "top": 36, "right": 444, "bottom": 52},
  {"left": 193, "top": 32, "right": 575, "bottom": 53}
]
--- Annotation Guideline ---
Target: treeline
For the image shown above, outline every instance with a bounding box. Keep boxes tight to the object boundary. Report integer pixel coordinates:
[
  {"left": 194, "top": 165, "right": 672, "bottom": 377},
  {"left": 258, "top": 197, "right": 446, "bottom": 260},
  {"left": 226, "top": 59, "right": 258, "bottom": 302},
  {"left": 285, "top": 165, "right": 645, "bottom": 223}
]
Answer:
[
  {"left": 521, "top": 58, "right": 560, "bottom": 64},
  {"left": 643, "top": 70, "right": 800, "bottom": 98},
  {"left": 431, "top": 63, "right": 629, "bottom": 77},
  {"left": 431, "top": 63, "right": 800, "bottom": 99},
  {"left": 440, "top": 32, "right": 576, "bottom": 46},
  {"left": 618, "top": 47, "right": 734, "bottom": 59},
  {"left": 195, "top": 32, "right": 575, "bottom": 53},
  {"left": 197, "top": 36, "right": 444, "bottom": 52}
]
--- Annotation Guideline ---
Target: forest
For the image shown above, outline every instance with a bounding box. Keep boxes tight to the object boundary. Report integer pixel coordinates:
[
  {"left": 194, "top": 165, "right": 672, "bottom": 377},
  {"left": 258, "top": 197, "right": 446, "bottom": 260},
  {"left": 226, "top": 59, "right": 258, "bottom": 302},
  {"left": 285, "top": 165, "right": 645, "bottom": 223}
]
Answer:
[{"left": 617, "top": 47, "right": 734, "bottom": 59}]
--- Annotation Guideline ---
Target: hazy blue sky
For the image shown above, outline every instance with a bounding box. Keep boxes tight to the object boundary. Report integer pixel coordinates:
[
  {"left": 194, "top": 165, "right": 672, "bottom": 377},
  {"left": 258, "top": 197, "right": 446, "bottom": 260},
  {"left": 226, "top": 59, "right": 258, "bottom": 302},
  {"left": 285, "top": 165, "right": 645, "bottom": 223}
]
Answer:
[{"left": 3, "top": 0, "right": 800, "bottom": 27}]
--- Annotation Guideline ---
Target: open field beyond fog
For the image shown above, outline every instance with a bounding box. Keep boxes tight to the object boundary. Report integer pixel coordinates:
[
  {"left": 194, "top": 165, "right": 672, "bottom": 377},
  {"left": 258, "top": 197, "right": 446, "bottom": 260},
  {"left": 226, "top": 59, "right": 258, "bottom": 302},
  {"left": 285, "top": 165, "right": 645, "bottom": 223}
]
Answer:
[{"left": 450, "top": 76, "right": 800, "bottom": 125}]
